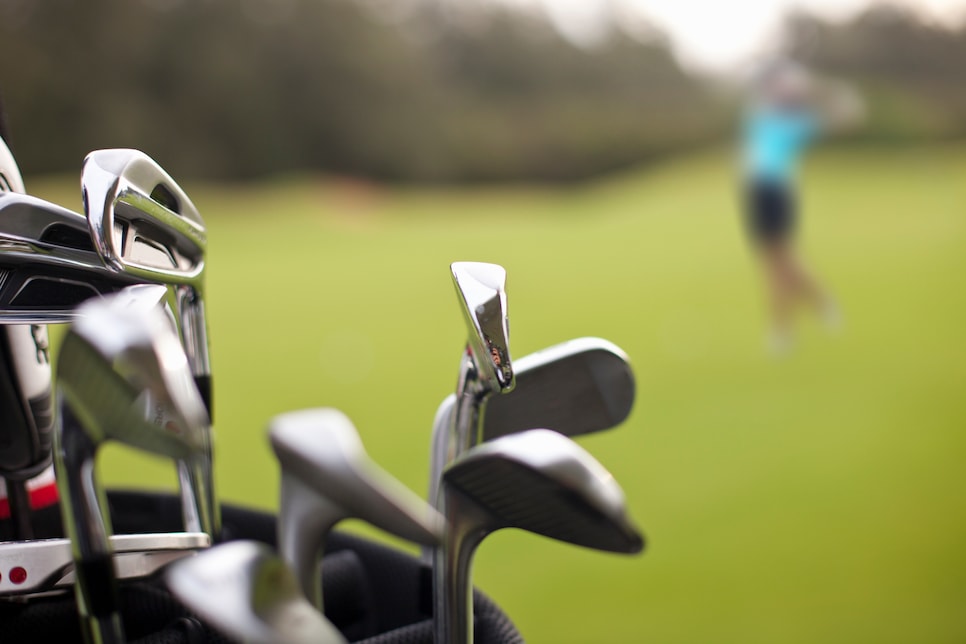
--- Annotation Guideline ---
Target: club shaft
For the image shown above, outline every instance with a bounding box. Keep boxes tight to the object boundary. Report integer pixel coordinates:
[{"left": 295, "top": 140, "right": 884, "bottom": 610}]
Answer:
[{"left": 54, "top": 403, "right": 125, "bottom": 644}]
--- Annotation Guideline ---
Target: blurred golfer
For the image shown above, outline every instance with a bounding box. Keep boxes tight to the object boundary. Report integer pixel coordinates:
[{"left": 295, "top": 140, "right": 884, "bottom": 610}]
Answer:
[{"left": 741, "top": 60, "right": 863, "bottom": 354}]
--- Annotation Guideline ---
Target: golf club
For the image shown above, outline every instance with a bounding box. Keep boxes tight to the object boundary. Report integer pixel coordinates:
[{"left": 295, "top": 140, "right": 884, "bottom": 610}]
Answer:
[
  {"left": 422, "top": 337, "right": 635, "bottom": 561},
  {"left": 81, "top": 148, "right": 211, "bottom": 411},
  {"left": 427, "top": 337, "right": 635, "bottom": 501},
  {"left": 434, "top": 262, "right": 514, "bottom": 508},
  {"left": 82, "top": 147, "right": 218, "bottom": 535},
  {"left": 434, "top": 428, "right": 644, "bottom": 644},
  {"left": 54, "top": 294, "right": 212, "bottom": 644},
  {"left": 269, "top": 407, "right": 443, "bottom": 610},
  {"left": 167, "top": 540, "right": 348, "bottom": 644},
  {"left": 105, "top": 282, "right": 213, "bottom": 537}
]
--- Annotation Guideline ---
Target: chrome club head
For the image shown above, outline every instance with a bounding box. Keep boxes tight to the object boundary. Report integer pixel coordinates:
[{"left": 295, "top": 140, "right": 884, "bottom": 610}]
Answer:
[
  {"left": 434, "top": 429, "right": 643, "bottom": 644},
  {"left": 54, "top": 294, "right": 212, "bottom": 644},
  {"left": 269, "top": 408, "right": 442, "bottom": 610},
  {"left": 105, "top": 283, "right": 214, "bottom": 537},
  {"left": 166, "top": 540, "right": 347, "bottom": 644},
  {"left": 81, "top": 148, "right": 212, "bottom": 418},
  {"left": 451, "top": 262, "right": 513, "bottom": 394},
  {"left": 0, "top": 192, "right": 143, "bottom": 323},
  {"left": 423, "top": 337, "right": 636, "bottom": 560},
  {"left": 81, "top": 148, "right": 205, "bottom": 286},
  {"left": 482, "top": 337, "right": 635, "bottom": 439}
]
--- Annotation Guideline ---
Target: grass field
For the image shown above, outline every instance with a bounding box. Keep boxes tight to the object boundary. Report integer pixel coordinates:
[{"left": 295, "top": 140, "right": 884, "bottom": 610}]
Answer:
[{"left": 30, "top": 143, "right": 966, "bottom": 642}]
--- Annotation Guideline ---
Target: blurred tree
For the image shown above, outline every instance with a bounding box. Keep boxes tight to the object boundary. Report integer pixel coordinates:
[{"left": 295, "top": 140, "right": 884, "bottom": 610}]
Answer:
[
  {"left": 0, "top": 0, "right": 957, "bottom": 182},
  {"left": 784, "top": 4, "right": 966, "bottom": 140},
  {"left": 0, "top": 0, "right": 723, "bottom": 182}
]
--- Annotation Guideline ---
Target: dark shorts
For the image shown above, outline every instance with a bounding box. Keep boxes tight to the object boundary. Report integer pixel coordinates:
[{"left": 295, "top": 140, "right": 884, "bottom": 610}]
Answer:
[{"left": 744, "top": 179, "right": 796, "bottom": 243}]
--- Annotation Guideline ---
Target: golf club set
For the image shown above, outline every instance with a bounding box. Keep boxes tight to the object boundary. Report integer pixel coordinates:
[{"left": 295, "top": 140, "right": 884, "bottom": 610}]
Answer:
[{"left": 0, "top": 133, "right": 645, "bottom": 643}]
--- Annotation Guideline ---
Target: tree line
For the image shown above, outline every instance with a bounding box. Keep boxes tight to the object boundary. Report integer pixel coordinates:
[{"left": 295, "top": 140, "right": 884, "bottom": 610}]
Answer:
[{"left": 0, "top": 0, "right": 961, "bottom": 182}]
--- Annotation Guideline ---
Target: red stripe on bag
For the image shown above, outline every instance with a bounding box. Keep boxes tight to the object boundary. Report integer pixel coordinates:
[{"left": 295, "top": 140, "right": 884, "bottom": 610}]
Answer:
[
  {"left": 0, "top": 481, "right": 59, "bottom": 519},
  {"left": 30, "top": 481, "right": 59, "bottom": 510}
]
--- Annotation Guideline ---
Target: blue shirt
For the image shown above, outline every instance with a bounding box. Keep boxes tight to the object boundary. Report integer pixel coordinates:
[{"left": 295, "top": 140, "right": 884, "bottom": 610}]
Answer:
[{"left": 743, "top": 107, "right": 818, "bottom": 184}]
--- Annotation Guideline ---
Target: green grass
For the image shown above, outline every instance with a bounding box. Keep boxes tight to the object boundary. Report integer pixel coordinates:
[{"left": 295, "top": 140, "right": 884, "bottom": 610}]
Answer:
[{"left": 28, "top": 143, "right": 966, "bottom": 642}]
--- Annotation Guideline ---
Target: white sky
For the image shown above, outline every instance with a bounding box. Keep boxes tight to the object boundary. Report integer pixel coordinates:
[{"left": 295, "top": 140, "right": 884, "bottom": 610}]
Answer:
[{"left": 497, "top": 0, "right": 966, "bottom": 71}]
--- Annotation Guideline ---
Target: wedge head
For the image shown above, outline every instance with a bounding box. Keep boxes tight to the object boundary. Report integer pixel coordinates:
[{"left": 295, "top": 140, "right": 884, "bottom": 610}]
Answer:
[
  {"left": 57, "top": 293, "right": 209, "bottom": 458},
  {"left": 166, "top": 540, "right": 347, "bottom": 644},
  {"left": 270, "top": 408, "right": 442, "bottom": 545},
  {"left": 444, "top": 428, "right": 643, "bottom": 553},
  {"left": 451, "top": 262, "right": 513, "bottom": 393}
]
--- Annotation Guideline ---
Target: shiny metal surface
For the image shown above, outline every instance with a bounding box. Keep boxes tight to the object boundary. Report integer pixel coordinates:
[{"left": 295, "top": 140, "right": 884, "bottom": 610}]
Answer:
[
  {"left": 436, "top": 263, "right": 514, "bottom": 517},
  {"left": 81, "top": 148, "right": 218, "bottom": 537},
  {"left": 0, "top": 192, "right": 142, "bottom": 323},
  {"left": 53, "top": 295, "right": 212, "bottom": 644},
  {"left": 0, "top": 532, "right": 210, "bottom": 597},
  {"left": 166, "top": 540, "right": 348, "bottom": 644},
  {"left": 434, "top": 429, "right": 644, "bottom": 644},
  {"left": 450, "top": 262, "right": 513, "bottom": 393},
  {"left": 427, "top": 337, "right": 635, "bottom": 505},
  {"left": 269, "top": 408, "right": 442, "bottom": 610},
  {"left": 81, "top": 148, "right": 212, "bottom": 419}
]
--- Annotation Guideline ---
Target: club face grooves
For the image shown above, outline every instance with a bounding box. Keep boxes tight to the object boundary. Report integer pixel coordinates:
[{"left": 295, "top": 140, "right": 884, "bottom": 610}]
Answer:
[{"left": 445, "top": 458, "right": 643, "bottom": 554}]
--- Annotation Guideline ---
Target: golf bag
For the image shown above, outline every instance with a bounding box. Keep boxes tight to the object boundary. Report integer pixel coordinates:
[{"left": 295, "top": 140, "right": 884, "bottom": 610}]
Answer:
[{"left": 0, "top": 491, "right": 524, "bottom": 643}]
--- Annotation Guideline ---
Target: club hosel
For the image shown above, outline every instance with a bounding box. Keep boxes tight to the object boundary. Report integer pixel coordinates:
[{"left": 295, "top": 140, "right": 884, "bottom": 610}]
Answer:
[{"left": 277, "top": 475, "right": 342, "bottom": 611}]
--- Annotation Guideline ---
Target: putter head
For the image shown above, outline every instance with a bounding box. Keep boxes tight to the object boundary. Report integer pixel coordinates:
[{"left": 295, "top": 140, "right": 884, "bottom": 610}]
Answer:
[
  {"left": 451, "top": 262, "right": 513, "bottom": 393},
  {"left": 166, "top": 540, "right": 347, "bottom": 644},
  {"left": 82, "top": 148, "right": 205, "bottom": 287},
  {"left": 0, "top": 192, "right": 142, "bottom": 323},
  {"left": 270, "top": 408, "right": 443, "bottom": 546},
  {"left": 443, "top": 429, "right": 643, "bottom": 554},
  {"left": 483, "top": 337, "right": 635, "bottom": 440},
  {"left": 56, "top": 292, "right": 209, "bottom": 458}
]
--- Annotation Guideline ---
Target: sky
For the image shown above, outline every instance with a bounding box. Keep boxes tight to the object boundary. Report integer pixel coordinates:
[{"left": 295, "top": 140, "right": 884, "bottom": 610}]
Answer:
[{"left": 498, "top": 0, "right": 966, "bottom": 71}]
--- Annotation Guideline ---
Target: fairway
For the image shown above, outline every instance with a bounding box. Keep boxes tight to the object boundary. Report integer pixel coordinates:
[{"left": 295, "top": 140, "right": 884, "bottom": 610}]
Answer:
[{"left": 29, "top": 144, "right": 966, "bottom": 642}]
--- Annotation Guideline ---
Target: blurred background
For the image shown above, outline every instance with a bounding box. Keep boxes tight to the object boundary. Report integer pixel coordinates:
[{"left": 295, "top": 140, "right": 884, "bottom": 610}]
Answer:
[{"left": 2, "top": 0, "right": 964, "bottom": 641}]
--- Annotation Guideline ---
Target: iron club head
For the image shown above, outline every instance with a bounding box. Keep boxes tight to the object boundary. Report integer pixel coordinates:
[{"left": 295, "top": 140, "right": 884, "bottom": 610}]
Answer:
[
  {"left": 434, "top": 428, "right": 643, "bottom": 644},
  {"left": 81, "top": 148, "right": 213, "bottom": 417},
  {"left": 423, "top": 337, "right": 636, "bottom": 561},
  {"left": 53, "top": 293, "right": 212, "bottom": 644},
  {"left": 166, "top": 540, "right": 347, "bottom": 644},
  {"left": 270, "top": 408, "right": 443, "bottom": 610},
  {"left": 450, "top": 262, "right": 513, "bottom": 393}
]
